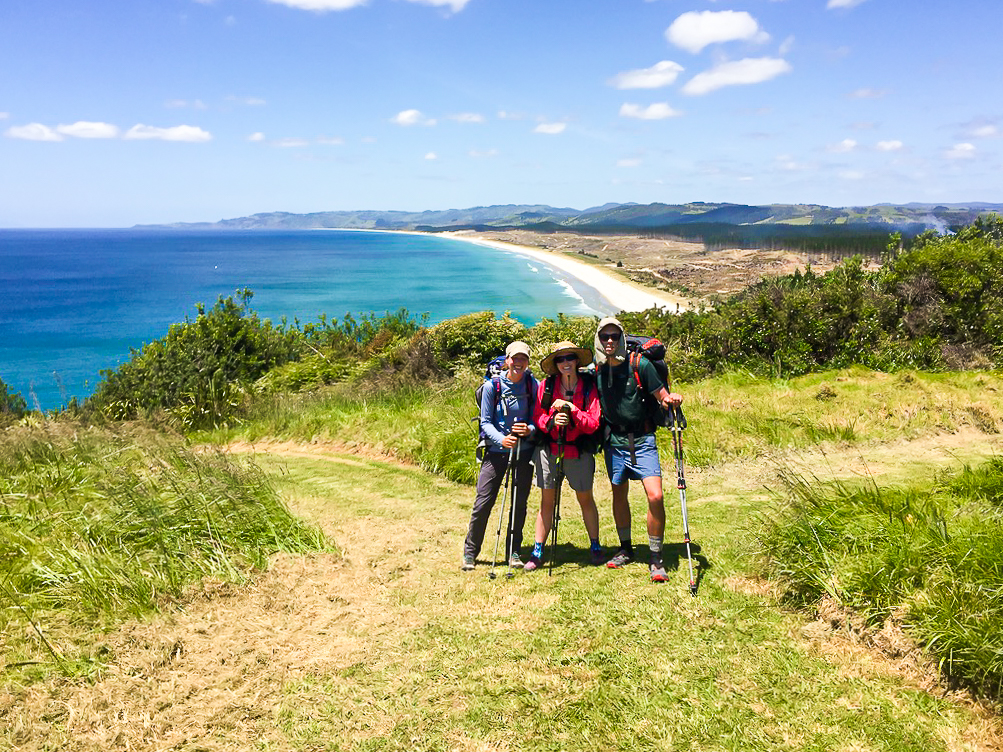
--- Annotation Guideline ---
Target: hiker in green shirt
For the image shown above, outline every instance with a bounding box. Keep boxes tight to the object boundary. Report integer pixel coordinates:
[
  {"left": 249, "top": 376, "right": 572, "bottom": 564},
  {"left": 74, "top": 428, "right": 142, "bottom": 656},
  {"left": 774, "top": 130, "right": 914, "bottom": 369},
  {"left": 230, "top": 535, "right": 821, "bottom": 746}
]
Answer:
[{"left": 593, "top": 317, "right": 683, "bottom": 582}]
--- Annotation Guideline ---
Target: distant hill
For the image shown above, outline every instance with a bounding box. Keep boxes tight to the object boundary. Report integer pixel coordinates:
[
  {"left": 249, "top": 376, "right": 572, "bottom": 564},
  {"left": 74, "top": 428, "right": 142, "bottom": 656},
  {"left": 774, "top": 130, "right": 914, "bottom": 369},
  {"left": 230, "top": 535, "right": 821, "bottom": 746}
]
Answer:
[{"left": 141, "top": 201, "right": 1003, "bottom": 235}]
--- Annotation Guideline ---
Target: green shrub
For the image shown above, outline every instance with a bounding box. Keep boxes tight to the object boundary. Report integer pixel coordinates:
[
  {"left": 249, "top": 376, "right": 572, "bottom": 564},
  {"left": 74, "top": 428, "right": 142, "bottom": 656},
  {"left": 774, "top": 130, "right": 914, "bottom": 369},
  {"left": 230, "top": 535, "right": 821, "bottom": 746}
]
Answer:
[
  {"left": 621, "top": 218, "right": 1003, "bottom": 380},
  {"left": 301, "top": 308, "right": 427, "bottom": 353},
  {"left": 256, "top": 352, "right": 358, "bottom": 393},
  {"left": 429, "top": 311, "right": 527, "bottom": 373},
  {"left": 882, "top": 216, "right": 1003, "bottom": 358},
  {"left": 0, "top": 377, "right": 27, "bottom": 424},
  {"left": 88, "top": 290, "right": 303, "bottom": 428},
  {"left": 525, "top": 314, "right": 600, "bottom": 353}
]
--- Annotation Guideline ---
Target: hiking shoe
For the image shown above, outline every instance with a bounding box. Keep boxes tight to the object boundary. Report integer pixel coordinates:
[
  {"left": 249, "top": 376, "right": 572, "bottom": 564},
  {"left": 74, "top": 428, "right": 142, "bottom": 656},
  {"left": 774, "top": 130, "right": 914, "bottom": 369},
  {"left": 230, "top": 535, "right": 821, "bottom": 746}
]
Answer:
[
  {"left": 606, "top": 547, "right": 635, "bottom": 569},
  {"left": 649, "top": 556, "right": 668, "bottom": 583},
  {"left": 462, "top": 556, "right": 475, "bottom": 571},
  {"left": 508, "top": 552, "right": 524, "bottom": 569},
  {"left": 589, "top": 547, "right": 606, "bottom": 566},
  {"left": 523, "top": 555, "right": 541, "bottom": 572}
]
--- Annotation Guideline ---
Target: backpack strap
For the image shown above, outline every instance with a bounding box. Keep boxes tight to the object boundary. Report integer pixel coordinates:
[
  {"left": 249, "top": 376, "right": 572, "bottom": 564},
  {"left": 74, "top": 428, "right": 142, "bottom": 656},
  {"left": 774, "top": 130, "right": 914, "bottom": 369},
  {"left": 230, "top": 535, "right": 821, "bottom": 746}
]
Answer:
[
  {"left": 630, "top": 352, "right": 644, "bottom": 392},
  {"left": 540, "top": 375, "right": 557, "bottom": 412},
  {"left": 493, "top": 376, "right": 505, "bottom": 416}
]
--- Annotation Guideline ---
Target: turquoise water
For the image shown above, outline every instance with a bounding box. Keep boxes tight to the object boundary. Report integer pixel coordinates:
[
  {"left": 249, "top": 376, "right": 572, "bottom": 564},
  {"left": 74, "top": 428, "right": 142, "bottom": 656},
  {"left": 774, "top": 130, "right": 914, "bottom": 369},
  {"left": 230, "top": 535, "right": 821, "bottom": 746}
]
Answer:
[{"left": 0, "top": 229, "right": 610, "bottom": 411}]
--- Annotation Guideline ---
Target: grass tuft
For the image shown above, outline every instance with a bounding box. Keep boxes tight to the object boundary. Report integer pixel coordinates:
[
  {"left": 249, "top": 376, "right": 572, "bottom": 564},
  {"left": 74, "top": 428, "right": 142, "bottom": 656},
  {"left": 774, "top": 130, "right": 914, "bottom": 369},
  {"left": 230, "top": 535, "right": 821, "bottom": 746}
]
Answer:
[
  {"left": 0, "top": 422, "right": 326, "bottom": 676},
  {"left": 759, "top": 458, "right": 1003, "bottom": 699}
]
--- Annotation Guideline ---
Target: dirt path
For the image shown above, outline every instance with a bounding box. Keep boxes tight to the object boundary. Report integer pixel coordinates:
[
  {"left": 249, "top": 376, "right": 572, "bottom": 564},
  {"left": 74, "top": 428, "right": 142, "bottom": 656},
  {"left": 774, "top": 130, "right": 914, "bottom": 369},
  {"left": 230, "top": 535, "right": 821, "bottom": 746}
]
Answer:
[{"left": 6, "top": 437, "right": 1003, "bottom": 751}]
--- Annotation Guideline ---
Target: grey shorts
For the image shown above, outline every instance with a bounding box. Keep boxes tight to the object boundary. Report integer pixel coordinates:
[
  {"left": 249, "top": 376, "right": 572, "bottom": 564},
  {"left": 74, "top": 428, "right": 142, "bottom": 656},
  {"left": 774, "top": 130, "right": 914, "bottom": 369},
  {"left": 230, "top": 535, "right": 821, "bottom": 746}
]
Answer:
[{"left": 534, "top": 445, "right": 595, "bottom": 491}]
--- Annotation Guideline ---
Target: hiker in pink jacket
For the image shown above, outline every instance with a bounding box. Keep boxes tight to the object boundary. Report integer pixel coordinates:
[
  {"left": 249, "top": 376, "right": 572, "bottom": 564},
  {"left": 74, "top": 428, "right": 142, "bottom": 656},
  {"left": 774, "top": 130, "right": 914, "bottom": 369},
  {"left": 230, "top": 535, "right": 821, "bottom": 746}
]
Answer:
[{"left": 524, "top": 341, "right": 605, "bottom": 570}]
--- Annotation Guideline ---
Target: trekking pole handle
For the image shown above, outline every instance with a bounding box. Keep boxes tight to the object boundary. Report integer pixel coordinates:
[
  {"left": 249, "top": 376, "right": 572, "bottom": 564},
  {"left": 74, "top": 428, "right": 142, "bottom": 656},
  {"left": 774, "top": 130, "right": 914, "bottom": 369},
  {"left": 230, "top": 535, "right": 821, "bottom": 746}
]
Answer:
[{"left": 670, "top": 403, "right": 687, "bottom": 430}]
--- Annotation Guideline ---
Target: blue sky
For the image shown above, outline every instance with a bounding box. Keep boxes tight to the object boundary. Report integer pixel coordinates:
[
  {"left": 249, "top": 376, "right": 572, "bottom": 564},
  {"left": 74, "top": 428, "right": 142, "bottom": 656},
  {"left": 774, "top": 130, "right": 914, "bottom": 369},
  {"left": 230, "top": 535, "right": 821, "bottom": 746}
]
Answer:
[{"left": 2, "top": 0, "right": 1001, "bottom": 227}]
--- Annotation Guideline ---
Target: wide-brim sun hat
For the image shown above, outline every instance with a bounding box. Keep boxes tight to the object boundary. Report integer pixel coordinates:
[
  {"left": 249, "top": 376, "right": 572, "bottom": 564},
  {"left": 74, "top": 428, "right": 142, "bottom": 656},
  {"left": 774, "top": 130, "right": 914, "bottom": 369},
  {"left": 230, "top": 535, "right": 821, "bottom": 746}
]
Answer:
[{"left": 540, "top": 340, "right": 593, "bottom": 376}]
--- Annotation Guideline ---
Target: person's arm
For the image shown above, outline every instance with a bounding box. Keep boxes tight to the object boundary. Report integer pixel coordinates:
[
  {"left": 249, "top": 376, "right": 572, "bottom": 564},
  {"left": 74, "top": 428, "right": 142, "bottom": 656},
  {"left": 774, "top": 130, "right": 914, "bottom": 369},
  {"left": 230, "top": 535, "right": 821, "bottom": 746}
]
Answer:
[
  {"left": 479, "top": 380, "right": 509, "bottom": 449},
  {"left": 640, "top": 359, "right": 682, "bottom": 411},
  {"left": 574, "top": 382, "right": 603, "bottom": 435}
]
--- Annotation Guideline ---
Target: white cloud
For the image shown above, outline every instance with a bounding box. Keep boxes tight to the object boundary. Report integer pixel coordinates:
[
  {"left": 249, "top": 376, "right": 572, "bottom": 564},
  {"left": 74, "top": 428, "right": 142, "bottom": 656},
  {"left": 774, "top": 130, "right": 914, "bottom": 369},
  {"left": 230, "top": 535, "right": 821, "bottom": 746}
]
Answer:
[
  {"left": 391, "top": 109, "right": 436, "bottom": 126},
  {"left": 274, "top": 137, "right": 310, "bottom": 148},
  {"left": 619, "top": 102, "right": 682, "bottom": 120},
  {"left": 265, "top": 0, "right": 370, "bottom": 11},
  {"left": 5, "top": 123, "right": 64, "bottom": 141},
  {"left": 776, "top": 154, "right": 810, "bottom": 172},
  {"left": 124, "top": 124, "right": 212, "bottom": 142},
  {"left": 838, "top": 170, "right": 865, "bottom": 180},
  {"left": 666, "top": 11, "right": 769, "bottom": 54},
  {"left": 248, "top": 132, "right": 266, "bottom": 142},
  {"left": 424, "top": 152, "right": 438, "bottom": 160},
  {"left": 827, "top": 0, "right": 867, "bottom": 9},
  {"left": 165, "top": 98, "right": 208, "bottom": 110},
  {"left": 617, "top": 158, "right": 642, "bottom": 168},
  {"left": 0, "top": 112, "right": 9, "bottom": 120},
  {"left": 849, "top": 88, "right": 885, "bottom": 99},
  {"left": 876, "top": 140, "right": 903, "bottom": 151},
  {"left": 56, "top": 121, "right": 120, "bottom": 139},
  {"left": 969, "top": 124, "right": 998, "bottom": 138},
  {"left": 404, "top": 0, "right": 471, "bottom": 11},
  {"left": 945, "top": 143, "right": 976, "bottom": 159},
  {"left": 497, "top": 110, "right": 525, "bottom": 120},
  {"left": 681, "top": 57, "right": 791, "bottom": 95},
  {"left": 827, "top": 138, "right": 857, "bottom": 153},
  {"left": 469, "top": 148, "right": 499, "bottom": 157},
  {"left": 534, "top": 122, "right": 566, "bottom": 135},
  {"left": 608, "top": 61, "right": 684, "bottom": 90},
  {"left": 779, "top": 35, "right": 795, "bottom": 56},
  {"left": 316, "top": 136, "right": 344, "bottom": 145},
  {"left": 450, "top": 112, "right": 485, "bottom": 124}
]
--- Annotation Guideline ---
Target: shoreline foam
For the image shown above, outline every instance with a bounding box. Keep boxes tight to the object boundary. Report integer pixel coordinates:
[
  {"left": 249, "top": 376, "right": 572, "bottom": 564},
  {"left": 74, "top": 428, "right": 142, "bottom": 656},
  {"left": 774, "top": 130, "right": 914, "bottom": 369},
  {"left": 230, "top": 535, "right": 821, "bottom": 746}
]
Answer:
[{"left": 438, "top": 231, "right": 689, "bottom": 314}]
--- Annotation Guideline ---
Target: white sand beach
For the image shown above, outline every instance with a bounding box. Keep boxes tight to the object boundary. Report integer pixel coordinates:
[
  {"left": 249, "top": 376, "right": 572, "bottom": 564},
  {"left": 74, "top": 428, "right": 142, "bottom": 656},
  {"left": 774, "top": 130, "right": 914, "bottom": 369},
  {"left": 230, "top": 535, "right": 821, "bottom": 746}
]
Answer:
[{"left": 441, "top": 232, "right": 689, "bottom": 314}]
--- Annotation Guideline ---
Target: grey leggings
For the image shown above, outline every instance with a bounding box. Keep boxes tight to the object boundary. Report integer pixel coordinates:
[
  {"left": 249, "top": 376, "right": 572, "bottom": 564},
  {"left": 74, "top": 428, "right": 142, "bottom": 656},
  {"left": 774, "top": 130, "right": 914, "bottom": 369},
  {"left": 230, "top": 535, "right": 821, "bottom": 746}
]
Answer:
[{"left": 463, "top": 451, "right": 533, "bottom": 561}]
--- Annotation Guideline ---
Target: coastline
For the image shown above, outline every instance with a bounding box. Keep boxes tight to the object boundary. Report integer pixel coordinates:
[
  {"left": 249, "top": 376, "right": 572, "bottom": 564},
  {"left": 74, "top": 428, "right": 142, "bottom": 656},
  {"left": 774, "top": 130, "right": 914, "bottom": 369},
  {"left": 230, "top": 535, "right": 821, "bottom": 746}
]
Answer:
[{"left": 436, "top": 231, "right": 690, "bottom": 314}]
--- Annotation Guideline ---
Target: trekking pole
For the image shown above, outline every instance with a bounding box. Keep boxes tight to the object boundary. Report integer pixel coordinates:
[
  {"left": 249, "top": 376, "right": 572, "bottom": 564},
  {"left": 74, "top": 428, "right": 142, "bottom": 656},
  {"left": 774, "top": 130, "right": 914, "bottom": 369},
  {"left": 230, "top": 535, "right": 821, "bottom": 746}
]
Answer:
[
  {"left": 505, "top": 439, "right": 522, "bottom": 579},
  {"left": 548, "top": 419, "right": 567, "bottom": 576},
  {"left": 488, "top": 447, "right": 516, "bottom": 581},
  {"left": 669, "top": 404, "right": 697, "bottom": 596}
]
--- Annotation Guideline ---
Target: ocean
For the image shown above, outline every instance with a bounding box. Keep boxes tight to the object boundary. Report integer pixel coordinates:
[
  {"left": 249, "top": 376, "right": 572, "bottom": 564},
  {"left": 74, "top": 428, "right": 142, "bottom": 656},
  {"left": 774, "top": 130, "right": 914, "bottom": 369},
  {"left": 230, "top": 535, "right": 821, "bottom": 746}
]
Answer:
[{"left": 0, "top": 229, "right": 611, "bottom": 411}]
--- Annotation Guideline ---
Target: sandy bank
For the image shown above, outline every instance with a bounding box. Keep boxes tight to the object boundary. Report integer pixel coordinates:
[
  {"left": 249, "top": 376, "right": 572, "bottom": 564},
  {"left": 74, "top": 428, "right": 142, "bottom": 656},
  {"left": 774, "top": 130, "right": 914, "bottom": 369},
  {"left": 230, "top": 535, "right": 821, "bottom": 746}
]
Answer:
[{"left": 440, "top": 231, "right": 689, "bottom": 314}]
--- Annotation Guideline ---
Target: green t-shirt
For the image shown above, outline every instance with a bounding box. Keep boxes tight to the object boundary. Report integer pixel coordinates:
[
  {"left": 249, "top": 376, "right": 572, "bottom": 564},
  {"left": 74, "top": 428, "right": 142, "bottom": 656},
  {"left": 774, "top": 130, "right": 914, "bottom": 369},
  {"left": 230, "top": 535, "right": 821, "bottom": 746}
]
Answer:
[{"left": 596, "top": 357, "right": 666, "bottom": 447}]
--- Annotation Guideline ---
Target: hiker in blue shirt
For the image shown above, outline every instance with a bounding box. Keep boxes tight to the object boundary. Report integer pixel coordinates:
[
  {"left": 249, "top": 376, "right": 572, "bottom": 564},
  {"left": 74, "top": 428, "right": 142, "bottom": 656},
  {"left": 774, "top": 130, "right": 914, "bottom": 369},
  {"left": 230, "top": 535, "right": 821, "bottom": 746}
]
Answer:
[{"left": 462, "top": 341, "right": 538, "bottom": 571}]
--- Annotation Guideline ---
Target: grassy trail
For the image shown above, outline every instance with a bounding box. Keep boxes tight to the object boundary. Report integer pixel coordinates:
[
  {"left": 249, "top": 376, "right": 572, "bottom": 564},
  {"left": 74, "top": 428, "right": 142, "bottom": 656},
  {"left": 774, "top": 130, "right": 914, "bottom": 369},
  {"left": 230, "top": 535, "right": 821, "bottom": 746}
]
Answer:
[{"left": 8, "top": 434, "right": 1003, "bottom": 751}]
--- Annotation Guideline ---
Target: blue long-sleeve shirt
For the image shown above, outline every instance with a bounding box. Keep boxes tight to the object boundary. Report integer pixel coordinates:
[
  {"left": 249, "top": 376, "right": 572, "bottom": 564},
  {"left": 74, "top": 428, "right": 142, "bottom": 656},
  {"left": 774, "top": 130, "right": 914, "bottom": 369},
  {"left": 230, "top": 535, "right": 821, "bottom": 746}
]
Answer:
[{"left": 479, "top": 372, "right": 536, "bottom": 454}]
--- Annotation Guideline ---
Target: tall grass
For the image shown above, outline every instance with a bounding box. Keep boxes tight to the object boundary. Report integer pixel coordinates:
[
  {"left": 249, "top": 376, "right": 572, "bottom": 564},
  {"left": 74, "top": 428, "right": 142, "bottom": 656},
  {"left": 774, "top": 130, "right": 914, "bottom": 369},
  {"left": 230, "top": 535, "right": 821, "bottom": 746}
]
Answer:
[
  {"left": 214, "top": 367, "right": 1003, "bottom": 480},
  {"left": 759, "top": 458, "right": 1003, "bottom": 699},
  {"left": 0, "top": 423, "right": 325, "bottom": 672},
  {"left": 214, "top": 378, "right": 480, "bottom": 484}
]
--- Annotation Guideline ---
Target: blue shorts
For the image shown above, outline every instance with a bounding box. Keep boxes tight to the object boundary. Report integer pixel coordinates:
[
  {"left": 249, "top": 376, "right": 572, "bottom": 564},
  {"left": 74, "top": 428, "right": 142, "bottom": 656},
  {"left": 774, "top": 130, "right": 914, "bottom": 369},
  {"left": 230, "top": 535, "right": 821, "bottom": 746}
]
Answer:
[{"left": 603, "top": 433, "right": 662, "bottom": 485}]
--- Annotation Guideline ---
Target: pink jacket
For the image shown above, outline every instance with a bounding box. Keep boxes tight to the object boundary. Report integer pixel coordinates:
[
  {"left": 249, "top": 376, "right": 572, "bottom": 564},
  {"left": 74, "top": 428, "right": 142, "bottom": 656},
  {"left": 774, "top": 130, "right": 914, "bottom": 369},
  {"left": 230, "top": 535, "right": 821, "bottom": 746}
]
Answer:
[{"left": 533, "top": 375, "right": 602, "bottom": 460}]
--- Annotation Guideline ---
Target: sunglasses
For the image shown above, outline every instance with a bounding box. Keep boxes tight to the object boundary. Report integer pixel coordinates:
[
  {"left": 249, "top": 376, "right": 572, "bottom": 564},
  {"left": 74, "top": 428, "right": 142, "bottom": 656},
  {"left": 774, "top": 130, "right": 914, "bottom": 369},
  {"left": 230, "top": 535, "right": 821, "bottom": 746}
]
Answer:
[
  {"left": 599, "top": 332, "right": 622, "bottom": 342},
  {"left": 554, "top": 354, "right": 578, "bottom": 364}
]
